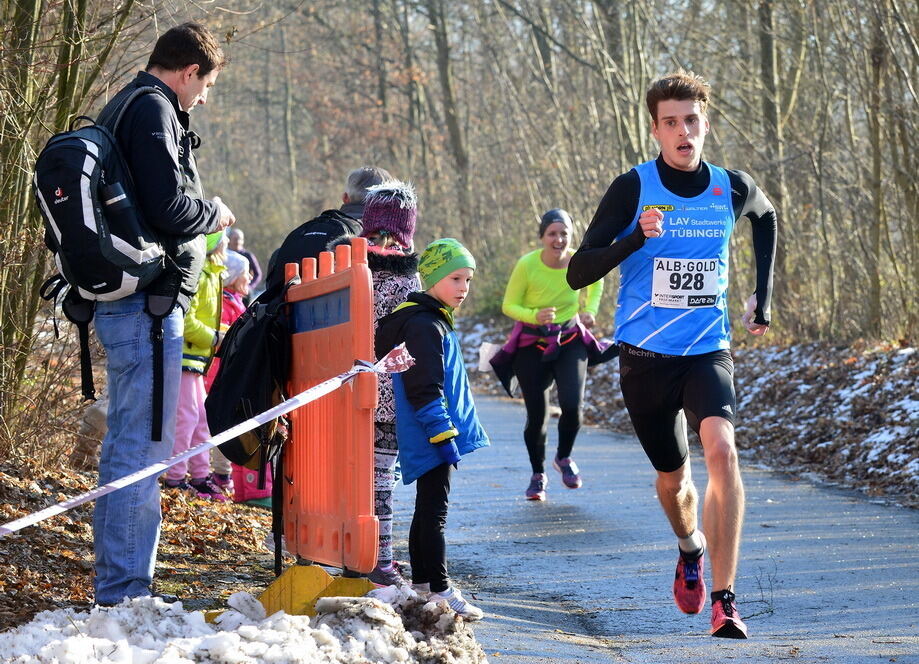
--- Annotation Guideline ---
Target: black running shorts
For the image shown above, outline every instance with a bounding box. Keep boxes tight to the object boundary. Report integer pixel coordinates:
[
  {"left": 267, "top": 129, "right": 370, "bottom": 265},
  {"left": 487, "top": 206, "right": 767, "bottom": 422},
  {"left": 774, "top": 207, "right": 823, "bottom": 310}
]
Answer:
[{"left": 618, "top": 343, "right": 736, "bottom": 473}]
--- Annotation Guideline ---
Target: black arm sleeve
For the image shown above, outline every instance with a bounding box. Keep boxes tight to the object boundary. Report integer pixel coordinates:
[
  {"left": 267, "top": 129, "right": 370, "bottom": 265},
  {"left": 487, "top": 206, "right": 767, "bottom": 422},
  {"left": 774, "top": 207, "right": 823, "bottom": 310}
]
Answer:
[
  {"left": 399, "top": 316, "right": 447, "bottom": 411},
  {"left": 728, "top": 170, "right": 777, "bottom": 326},
  {"left": 567, "top": 170, "right": 646, "bottom": 290},
  {"left": 124, "top": 96, "right": 219, "bottom": 236}
]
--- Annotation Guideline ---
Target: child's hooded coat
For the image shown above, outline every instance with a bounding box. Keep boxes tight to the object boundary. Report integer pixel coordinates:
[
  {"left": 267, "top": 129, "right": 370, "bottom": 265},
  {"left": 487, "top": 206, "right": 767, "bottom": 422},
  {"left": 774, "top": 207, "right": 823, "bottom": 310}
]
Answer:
[{"left": 374, "top": 292, "right": 488, "bottom": 484}]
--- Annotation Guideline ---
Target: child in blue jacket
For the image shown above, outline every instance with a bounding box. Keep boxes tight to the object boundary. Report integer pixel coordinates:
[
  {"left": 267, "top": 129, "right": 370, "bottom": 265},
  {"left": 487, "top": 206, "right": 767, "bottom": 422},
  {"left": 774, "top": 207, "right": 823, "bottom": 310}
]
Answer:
[{"left": 374, "top": 238, "right": 489, "bottom": 620}]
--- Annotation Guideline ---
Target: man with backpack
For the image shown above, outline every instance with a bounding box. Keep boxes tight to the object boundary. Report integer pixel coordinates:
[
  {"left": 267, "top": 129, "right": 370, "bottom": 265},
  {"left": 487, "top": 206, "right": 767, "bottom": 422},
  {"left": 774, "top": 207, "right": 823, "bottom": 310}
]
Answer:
[
  {"left": 91, "top": 22, "right": 234, "bottom": 606},
  {"left": 262, "top": 166, "right": 392, "bottom": 298}
]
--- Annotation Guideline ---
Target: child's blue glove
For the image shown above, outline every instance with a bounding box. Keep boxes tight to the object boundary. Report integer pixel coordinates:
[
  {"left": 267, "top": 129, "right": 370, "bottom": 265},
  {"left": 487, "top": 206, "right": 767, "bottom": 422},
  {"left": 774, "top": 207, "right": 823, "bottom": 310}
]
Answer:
[
  {"left": 416, "top": 399, "right": 460, "bottom": 466},
  {"left": 432, "top": 437, "right": 460, "bottom": 465}
]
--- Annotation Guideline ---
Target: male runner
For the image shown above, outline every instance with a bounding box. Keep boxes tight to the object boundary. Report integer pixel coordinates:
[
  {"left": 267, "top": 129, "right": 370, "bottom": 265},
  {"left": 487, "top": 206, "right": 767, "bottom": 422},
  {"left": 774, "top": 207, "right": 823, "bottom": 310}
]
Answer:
[{"left": 567, "top": 70, "right": 776, "bottom": 638}]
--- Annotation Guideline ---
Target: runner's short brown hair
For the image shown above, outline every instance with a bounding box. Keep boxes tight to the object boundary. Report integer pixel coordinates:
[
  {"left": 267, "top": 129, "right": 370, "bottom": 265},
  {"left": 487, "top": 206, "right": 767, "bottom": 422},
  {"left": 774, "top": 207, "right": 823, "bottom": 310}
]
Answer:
[
  {"left": 147, "top": 22, "right": 227, "bottom": 77},
  {"left": 646, "top": 69, "right": 710, "bottom": 122}
]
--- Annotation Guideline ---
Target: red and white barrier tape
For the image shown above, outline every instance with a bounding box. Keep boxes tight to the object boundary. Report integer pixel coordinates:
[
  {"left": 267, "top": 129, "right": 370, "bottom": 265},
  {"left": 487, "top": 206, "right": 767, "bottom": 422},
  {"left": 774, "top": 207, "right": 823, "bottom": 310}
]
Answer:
[{"left": 0, "top": 345, "right": 414, "bottom": 538}]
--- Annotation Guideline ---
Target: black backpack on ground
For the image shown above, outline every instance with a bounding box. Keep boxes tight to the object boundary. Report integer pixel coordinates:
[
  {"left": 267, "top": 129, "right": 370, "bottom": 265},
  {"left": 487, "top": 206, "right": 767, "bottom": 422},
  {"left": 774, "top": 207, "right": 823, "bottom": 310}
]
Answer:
[
  {"left": 34, "top": 87, "right": 178, "bottom": 440},
  {"left": 262, "top": 209, "right": 361, "bottom": 298}
]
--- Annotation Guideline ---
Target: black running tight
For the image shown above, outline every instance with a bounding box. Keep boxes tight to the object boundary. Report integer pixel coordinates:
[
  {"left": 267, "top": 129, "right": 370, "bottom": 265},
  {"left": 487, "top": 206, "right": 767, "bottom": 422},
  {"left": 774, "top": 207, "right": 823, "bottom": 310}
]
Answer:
[
  {"left": 409, "top": 462, "right": 453, "bottom": 593},
  {"left": 512, "top": 341, "right": 588, "bottom": 474}
]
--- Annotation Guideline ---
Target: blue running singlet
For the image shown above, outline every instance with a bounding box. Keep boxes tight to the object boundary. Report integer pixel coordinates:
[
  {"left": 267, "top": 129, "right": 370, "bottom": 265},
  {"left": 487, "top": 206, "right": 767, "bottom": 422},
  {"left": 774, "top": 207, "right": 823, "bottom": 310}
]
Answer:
[{"left": 613, "top": 160, "right": 735, "bottom": 356}]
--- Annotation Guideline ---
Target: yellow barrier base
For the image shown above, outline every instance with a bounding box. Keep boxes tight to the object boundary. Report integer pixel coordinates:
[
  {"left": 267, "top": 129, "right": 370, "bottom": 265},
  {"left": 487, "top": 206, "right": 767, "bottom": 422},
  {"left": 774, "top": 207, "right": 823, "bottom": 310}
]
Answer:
[
  {"left": 258, "top": 565, "right": 375, "bottom": 617},
  {"left": 203, "top": 609, "right": 222, "bottom": 623},
  {"left": 203, "top": 565, "right": 375, "bottom": 623}
]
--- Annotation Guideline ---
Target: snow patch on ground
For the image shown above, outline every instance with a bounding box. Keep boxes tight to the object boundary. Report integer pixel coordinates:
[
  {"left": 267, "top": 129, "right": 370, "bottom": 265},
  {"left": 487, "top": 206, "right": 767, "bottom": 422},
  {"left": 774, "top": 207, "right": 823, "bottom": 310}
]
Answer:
[{"left": 0, "top": 589, "right": 487, "bottom": 664}]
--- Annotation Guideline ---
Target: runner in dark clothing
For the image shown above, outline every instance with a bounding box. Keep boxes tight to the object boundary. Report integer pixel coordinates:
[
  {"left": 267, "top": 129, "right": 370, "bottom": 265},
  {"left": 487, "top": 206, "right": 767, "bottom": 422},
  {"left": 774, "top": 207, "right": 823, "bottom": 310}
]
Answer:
[{"left": 568, "top": 70, "right": 776, "bottom": 639}]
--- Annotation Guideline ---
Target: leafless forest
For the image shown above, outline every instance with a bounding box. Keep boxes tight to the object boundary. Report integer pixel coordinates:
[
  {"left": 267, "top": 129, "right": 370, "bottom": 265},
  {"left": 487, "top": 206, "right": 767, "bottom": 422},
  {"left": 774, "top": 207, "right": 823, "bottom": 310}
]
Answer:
[{"left": 1, "top": 1, "right": 917, "bottom": 458}]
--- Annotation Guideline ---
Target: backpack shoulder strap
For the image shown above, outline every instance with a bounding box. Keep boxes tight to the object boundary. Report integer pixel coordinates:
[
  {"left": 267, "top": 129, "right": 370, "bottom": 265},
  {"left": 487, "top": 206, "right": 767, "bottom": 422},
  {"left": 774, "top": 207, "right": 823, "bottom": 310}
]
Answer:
[
  {"left": 103, "top": 85, "right": 171, "bottom": 135},
  {"left": 93, "top": 85, "right": 173, "bottom": 208},
  {"left": 40, "top": 275, "right": 97, "bottom": 402},
  {"left": 145, "top": 291, "right": 179, "bottom": 442}
]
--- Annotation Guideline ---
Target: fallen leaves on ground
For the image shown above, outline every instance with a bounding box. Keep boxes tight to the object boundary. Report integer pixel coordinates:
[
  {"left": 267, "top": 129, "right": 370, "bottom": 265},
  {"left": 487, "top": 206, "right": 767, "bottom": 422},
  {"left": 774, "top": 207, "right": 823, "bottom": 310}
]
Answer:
[{"left": 0, "top": 460, "right": 274, "bottom": 631}]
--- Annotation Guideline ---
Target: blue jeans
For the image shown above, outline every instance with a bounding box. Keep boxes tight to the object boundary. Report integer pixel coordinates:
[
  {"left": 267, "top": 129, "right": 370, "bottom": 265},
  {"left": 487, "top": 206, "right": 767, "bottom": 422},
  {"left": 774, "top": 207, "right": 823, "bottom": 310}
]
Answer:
[{"left": 92, "top": 294, "right": 182, "bottom": 604}]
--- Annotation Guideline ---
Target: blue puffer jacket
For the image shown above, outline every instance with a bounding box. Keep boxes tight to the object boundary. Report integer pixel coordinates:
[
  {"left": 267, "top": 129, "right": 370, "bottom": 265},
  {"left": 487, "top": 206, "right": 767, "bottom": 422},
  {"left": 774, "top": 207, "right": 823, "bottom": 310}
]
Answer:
[{"left": 375, "top": 292, "right": 489, "bottom": 484}]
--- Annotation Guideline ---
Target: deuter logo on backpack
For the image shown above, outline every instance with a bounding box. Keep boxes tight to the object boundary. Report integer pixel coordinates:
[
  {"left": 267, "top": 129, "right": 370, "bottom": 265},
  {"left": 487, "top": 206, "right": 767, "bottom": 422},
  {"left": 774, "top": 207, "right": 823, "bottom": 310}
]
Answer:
[{"left": 33, "top": 87, "right": 167, "bottom": 302}]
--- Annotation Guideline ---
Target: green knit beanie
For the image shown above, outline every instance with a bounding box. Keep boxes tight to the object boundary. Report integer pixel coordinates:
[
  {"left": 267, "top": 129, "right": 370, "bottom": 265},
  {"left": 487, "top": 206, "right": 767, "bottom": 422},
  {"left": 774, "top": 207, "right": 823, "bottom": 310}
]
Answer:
[
  {"left": 418, "top": 238, "right": 476, "bottom": 290},
  {"left": 205, "top": 230, "right": 225, "bottom": 254}
]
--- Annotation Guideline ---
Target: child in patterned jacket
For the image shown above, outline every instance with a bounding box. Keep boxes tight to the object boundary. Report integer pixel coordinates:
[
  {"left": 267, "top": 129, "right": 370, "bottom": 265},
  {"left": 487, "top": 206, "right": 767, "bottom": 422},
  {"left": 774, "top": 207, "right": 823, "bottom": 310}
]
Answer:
[{"left": 331, "top": 180, "right": 420, "bottom": 586}]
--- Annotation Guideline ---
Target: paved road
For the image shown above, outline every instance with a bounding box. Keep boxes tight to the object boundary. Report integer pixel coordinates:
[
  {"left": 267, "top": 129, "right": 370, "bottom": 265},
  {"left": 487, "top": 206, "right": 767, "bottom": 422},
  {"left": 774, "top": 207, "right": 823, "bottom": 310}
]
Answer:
[{"left": 393, "top": 394, "right": 919, "bottom": 663}]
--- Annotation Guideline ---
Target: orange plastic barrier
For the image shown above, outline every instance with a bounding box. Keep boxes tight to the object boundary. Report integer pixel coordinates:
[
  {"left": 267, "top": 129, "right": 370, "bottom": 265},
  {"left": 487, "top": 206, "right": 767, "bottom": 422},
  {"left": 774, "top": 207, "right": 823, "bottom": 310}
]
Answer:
[{"left": 282, "top": 237, "right": 379, "bottom": 573}]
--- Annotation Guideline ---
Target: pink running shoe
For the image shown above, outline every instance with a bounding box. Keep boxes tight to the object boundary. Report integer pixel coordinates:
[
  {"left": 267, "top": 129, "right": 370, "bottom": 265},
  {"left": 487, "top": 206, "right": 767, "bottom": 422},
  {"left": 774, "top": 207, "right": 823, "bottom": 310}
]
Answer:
[
  {"left": 189, "top": 475, "right": 230, "bottom": 502},
  {"left": 525, "top": 473, "right": 547, "bottom": 501},
  {"left": 673, "top": 534, "right": 706, "bottom": 614},
  {"left": 212, "top": 472, "right": 234, "bottom": 496},
  {"left": 553, "top": 456, "right": 582, "bottom": 489},
  {"left": 710, "top": 590, "right": 748, "bottom": 638}
]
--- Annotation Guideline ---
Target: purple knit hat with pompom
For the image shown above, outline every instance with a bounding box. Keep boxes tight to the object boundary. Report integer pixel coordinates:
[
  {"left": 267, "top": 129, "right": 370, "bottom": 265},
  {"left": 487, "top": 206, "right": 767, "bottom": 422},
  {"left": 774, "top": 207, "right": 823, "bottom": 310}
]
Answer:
[{"left": 360, "top": 181, "right": 417, "bottom": 249}]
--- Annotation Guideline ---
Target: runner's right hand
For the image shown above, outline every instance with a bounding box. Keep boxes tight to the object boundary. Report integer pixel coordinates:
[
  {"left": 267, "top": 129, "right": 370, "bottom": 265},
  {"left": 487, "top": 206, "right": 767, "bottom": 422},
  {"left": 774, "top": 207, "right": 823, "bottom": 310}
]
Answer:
[{"left": 639, "top": 208, "right": 664, "bottom": 238}]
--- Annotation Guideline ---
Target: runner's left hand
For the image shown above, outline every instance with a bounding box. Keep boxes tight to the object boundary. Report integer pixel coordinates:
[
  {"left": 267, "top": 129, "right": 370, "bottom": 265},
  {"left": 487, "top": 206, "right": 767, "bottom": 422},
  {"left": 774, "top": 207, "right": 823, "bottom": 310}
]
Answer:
[{"left": 741, "top": 294, "right": 769, "bottom": 336}]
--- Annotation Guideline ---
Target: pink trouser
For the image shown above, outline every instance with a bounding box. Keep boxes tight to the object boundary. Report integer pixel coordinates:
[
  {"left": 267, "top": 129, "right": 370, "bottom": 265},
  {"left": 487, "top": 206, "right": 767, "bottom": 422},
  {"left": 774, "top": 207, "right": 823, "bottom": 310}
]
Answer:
[{"left": 167, "top": 371, "right": 211, "bottom": 481}]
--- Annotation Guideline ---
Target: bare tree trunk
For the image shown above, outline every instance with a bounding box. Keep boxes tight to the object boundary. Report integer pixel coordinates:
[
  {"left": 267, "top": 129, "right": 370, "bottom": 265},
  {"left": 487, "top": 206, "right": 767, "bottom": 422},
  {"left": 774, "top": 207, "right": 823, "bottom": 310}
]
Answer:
[
  {"left": 533, "top": 3, "right": 554, "bottom": 88},
  {"left": 392, "top": 0, "right": 429, "bottom": 190},
  {"left": 425, "top": 0, "right": 471, "bottom": 234},
  {"left": 866, "top": 3, "right": 888, "bottom": 337},
  {"left": 54, "top": 0, "right": 89, "bottom": 130},
  {"left": 591, "top": 0, "right": 643, "bottom": 166},
  {"left": 279, "top": 25, "right": 299, "bottom": 212},
  {"left": 264, "top": 41, "right": 273, "bottom": 176},
  {"left": 758, "top": 0, "right": 788, "bottom": 314},
  {"left": 2, "top": 0, "right": 59, "bottom": 430},
  {"left": 810, "top": 7, "right": 838, "bottom": 336},
  {"left": 1, "top": 0, "right": 135, "bottom": 443},
  {"left": 890, "top": 114, "right": 919, "bottom": 332},
  {"left": 373, "top": 0, "right": 395, "bottom": 162}
]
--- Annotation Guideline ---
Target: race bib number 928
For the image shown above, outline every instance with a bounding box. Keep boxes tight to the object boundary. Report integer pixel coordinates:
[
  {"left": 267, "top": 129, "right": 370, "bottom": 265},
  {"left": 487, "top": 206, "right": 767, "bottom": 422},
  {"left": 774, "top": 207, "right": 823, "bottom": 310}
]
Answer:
[{"left": 651, "top": 257, "right": 719, "bottom": 308}]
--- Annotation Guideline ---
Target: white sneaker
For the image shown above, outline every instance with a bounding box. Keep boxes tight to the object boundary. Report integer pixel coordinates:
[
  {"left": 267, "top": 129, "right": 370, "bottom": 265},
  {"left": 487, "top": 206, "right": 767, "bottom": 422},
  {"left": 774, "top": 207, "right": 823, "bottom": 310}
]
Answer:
[
  {"left": 410, "top": 582, "right": 431, "bottom": 599},
  {"left": 428, "top": 586, "right": 484, "bottom": 621}
]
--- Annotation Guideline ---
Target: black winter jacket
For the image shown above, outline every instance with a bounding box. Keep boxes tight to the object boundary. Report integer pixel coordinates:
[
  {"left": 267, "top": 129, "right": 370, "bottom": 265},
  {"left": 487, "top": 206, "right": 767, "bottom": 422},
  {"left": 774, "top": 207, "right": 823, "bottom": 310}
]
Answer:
[
  {"left": 97, "top": 71, "right": 220, "bottom": 312},
  {"left": 263, "top": 208, "right": 362, "bottom": 298}
]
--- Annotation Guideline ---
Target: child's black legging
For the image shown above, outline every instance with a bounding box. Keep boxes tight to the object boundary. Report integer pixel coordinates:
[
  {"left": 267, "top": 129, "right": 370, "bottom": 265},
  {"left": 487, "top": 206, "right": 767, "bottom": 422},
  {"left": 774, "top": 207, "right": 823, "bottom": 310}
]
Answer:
[
  {"left": 409, "top": 462, "right": 453, "bottom": 593},
  {"left": 512, "top": 340, "right": 588, "bottom": 474}
]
